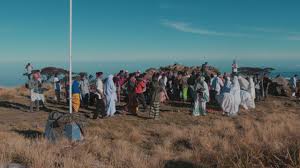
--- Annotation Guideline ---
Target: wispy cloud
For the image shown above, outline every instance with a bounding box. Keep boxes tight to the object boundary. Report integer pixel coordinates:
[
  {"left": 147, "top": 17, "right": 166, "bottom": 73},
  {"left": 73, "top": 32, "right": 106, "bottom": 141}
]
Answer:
[
  {"left": 287, "top": 35, "right": 300, "bottom": 41},
  {"left": 252, "top": 27, "right": 300, "bottom": 35},
  {"left": 161, "top": 20, "right": 252, "bottom": 38}
]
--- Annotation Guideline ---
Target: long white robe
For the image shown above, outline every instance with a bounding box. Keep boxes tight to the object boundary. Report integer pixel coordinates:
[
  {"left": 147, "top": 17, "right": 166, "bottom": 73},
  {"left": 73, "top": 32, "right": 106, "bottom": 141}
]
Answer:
[
  {"left": 216, "top": 93, "right": 235, "bottom": 114},
  {"left": 248, "top": 77, "right": 256, "bottom": 100},
  {"left": 193, "top": 80, "right": 209, "bottom": 116},
  {"left": 240, "top": 90, "right": 255, "bottom": 110},
  {"left": 229, "top": 76, "right": 241, "bottom": 115},
  {"left": 104, "top": 75, "right": 117, "bottom": 116}
]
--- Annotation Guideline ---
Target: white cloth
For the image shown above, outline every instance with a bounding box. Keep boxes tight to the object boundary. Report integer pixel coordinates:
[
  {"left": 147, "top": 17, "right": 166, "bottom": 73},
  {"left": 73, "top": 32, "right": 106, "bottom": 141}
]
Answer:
[
  {"left": 229, "top": 76, "right": 241, "bottom": 115},
  {"left": 211, "top": 76, "right": 224, "bottom": 94},
  {"left": 290, "top": 77, "right": 297, "bottom": 89},
  {"left": 26, "top": 65, "right": 33, "bottom": 74},
  {"left": 80, "top": 78, "right": 90, "bottom": 95},
  {"left": 104, "top": 75, "right": 117, "bottom": 116},
  {"left": 53, "top": 77, "right": 59, "bottom": 90},
  {"left": 95, "top": 78, "right": 104, "bottom": 99},
  {"left": 248, "top": 77, "right": 256, "bottom": 100},
  {"left": 216, "top": 93, "right": 235, "bottom": 114},
  {"left": 221, "top": 77, "right": 232, "bottom": 94},
  {"left": 240, "top": 90, "right": 255, "bottom": 110},
  {"left": 238, "top": 76, "right": 249, "bottom": 90},
  {"left": 31, "top": 90, "right": 45, "bottom": 102}
]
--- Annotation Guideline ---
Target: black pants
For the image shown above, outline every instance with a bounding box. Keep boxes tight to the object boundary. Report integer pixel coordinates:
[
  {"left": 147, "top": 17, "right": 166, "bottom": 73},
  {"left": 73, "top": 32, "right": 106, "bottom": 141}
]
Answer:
[
  {"left": 210, "top": 90, "right": 217, "bottom": 105},
  {"left": 94, "top": 98, "right": 105, "bottom": 119},
  {"left": 82, "top": 93, "right": 89, "bottom": 108},
  {"left": 27, "top": 73, "right": 31, "bottom": 80},
  {"left": 55, "top": 90, "right": 61, "bottom": 103},
  {"left": 255, "top": 89, "right": 262, "bottom": 101},
  {"left": 136, "top": 93, "right": 147, "bottom": 110}
]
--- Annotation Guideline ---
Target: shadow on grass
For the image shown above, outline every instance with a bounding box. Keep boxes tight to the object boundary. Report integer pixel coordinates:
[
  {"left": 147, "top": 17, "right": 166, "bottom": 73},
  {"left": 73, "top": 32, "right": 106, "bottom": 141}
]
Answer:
[
  {"left": 0, "top": 100, "right": 30, "bottom": 112},
  {"left": 164, "top": 160, "right": 198, "bottom": 168},
  {"left": 12, "top": 129, "right": 43, "bottom": 139}
]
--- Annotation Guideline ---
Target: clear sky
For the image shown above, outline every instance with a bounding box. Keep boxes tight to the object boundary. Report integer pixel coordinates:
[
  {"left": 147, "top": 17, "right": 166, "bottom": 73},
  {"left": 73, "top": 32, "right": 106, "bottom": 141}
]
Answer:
[{"left": 0, "top": 0, "right": 300, "bottom": 65}]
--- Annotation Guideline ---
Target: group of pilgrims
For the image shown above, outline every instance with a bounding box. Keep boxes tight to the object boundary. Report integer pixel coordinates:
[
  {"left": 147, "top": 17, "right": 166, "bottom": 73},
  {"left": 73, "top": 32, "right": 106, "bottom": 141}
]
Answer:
[{"left": 25, "top": 61, "right": 298, "bottom": 119}]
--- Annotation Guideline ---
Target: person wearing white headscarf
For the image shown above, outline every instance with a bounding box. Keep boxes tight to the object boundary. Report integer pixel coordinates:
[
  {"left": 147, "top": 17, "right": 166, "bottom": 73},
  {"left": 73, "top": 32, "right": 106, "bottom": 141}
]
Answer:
[
  {"left": 248, "top": 77, "right": 256, "bottom": 100},
  {"left": 221, "top": 76, "right": 232, "bottom": 94},
  {"left": 104, "top": 75, "right": 117, "bottom": 117},
  {"left": 193, "top": 76, "right": 209, "bottom": 116},
  {"left": 247, "top": 77, "right": 256, "bottom": 109},
  {"left": 229, "top": 76, "right": 241, "bottom": 116}
]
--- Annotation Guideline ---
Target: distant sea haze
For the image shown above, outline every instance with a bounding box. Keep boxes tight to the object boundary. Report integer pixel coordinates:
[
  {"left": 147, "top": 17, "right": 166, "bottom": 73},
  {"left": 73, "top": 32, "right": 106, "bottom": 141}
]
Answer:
[{"left": 0, "top": 60, "right": 299, "bottom": 87}]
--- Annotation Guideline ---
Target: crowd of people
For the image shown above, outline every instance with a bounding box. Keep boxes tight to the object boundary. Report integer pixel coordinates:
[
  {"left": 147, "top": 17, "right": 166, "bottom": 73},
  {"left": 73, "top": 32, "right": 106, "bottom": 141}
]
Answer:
[{"left": 25, "top": 61, "right": 299, "bottom": 119}]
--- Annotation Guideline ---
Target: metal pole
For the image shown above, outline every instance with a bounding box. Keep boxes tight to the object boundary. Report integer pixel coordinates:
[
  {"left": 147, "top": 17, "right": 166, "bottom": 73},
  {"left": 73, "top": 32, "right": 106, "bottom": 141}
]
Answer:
[{"left": 69, "top": 0, "right": 73, "bottom": 114}]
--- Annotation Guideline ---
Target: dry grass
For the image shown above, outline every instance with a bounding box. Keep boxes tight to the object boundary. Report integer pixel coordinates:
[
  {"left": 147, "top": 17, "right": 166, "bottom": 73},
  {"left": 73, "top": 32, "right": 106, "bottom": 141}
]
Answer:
[{"left": 0, "top": 87, "right": 300, "bottom": 168}]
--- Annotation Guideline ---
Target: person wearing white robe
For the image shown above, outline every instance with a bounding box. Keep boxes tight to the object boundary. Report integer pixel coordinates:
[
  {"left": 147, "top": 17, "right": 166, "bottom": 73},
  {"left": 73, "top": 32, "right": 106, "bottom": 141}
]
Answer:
[
  {"left": 193, "top": 76, "right": 209, "bottom": 116},
  {"left": 221, "top": 76, "right": 231, "bottom": 94},
  {"left": 216, "top": 76, "right": 235, "bottom": 116},
  {"left": 240, "top": 90, "right": 255, "bottom": 110},
  {"left": 248, "top": 77, "right": 256, "bottom": 100},
  {"left": 229, "top": 76, "right": 241, "bottom": 116},
  {"left": 104, "top": 75, "right": 118, "bottom": 117}
]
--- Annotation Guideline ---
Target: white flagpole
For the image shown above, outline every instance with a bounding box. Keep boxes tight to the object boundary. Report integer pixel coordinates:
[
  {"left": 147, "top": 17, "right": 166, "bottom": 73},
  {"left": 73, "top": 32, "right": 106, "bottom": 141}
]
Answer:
[{"left": 69, "top": 0, "right": 73, "bottom": 114}]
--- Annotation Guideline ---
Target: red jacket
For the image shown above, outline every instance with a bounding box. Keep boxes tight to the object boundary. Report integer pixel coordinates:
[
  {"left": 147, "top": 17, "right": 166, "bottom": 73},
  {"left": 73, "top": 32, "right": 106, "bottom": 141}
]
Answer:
[{"left": 135, "top": 80, "right": 146, "bottom": 94}]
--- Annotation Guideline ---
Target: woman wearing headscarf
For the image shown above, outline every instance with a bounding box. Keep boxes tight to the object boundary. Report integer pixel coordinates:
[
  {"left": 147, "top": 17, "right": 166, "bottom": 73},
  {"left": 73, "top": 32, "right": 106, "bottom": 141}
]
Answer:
[
  {"left": 229, "top": 76, "right": 241, "bottom": 116},
  {"left": 193, "top": 76, "right": 209, "bottom": 116},
  {"left": 221, "top": 76, "right": 232, "bottom": 94},
  {"left": 104, "top": 75, "right": 118, "bottom": 117},
  {"left": 239, "top": 76, "right": 256, "bottom": 110},
  {"left": 248, "top": 77, "right": 256, "bottom": 100}
]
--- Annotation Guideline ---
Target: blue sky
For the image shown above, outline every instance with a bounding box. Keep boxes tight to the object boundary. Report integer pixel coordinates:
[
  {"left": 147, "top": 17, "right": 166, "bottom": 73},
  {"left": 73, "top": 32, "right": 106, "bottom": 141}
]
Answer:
[{"left": 0, "top": 0, "right": 300, "bottom": 65}]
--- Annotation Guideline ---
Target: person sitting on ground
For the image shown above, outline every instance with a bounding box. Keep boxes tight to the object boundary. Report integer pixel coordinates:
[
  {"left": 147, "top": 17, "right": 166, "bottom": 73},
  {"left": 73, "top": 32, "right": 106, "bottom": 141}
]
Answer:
[{"left": 193, "top": 75, "right": 209, "bottom": 116}]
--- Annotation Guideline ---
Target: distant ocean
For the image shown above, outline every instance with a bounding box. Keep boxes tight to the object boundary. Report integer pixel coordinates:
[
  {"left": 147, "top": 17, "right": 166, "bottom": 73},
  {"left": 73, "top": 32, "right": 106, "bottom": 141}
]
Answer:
[{"left": 0, "top": 60, "right": 299, "bottom": 87}]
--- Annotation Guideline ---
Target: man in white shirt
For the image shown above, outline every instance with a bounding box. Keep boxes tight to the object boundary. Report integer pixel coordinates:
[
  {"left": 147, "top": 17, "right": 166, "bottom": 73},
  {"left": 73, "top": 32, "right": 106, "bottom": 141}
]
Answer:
[
  {"left": 80, "top": 74, "right": 90, "bottom": 109},
  {"left": 53, "top": 74, "right": 61, "bottom": 102},
  {"left": 25, "top": 63, "right": 33, "bottom": 80},
  {"left": 93, "top": 72, "right": 105, "bottom": 119}
]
